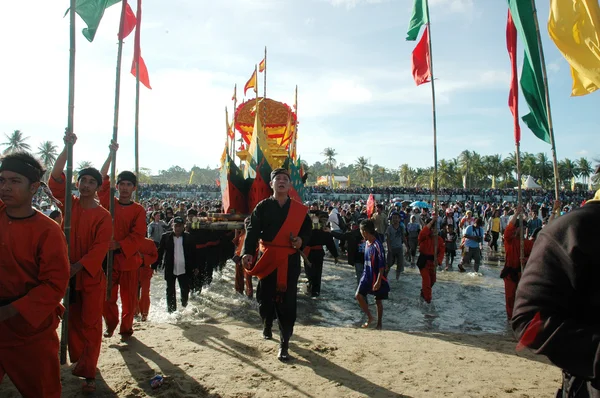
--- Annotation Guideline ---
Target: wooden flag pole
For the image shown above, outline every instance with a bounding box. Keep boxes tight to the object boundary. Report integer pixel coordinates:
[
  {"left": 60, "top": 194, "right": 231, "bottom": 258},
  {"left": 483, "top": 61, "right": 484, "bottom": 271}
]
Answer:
[
  {"left": 530, "top": 0, "right": 560, "bottom": 200},
  {"left": 107, "top": 0, "right": 128, "bottom": 299},
  {"left": 263, "top": 46, "right": 267, "bottom": 99},
  {"left": 134, "top": 46, "right": 140, "bottom": 201},
  {"left": 424, "top": 0, "right": 440, "bottom": 261},
  {"left": 233, "top": 84, "right": 238, "bottom": 165},
  {"left": 60, "top": 0, "right": 77, "bottom": 365},
  {"left": 515, "top": 145, "right": 525, "bottom": 272}
]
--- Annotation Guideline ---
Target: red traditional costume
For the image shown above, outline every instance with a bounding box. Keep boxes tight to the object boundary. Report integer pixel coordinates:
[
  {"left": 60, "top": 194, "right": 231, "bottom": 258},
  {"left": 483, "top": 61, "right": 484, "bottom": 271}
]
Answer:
[
  {"left": 98, "top": 177, "right": 146, "bottom": 337},
  {"left": 137, "top": 238, "right": 158, "bottom": 318},
  {"left": 49, "top": 174, "right": 112, "bottom": 378},
  {"left": 0, "top": 201, "right": 70, "bottom": 398},
  {"left": 501, "top": 222, "right": 534, "bottom": 319},
  {"left": 417, "top": 225, "right": 445, "bottom": 303}
]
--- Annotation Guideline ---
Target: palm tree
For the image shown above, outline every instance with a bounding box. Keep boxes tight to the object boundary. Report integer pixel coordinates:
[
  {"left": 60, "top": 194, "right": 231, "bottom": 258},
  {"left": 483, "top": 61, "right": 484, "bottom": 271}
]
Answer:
[
  {"left": 354, "top": 156, "right": 371, "bottom": 184},
  {"left": 577, "top": 157, "right": 593, "bottom": 186},
  {"left": 535, "top": 152, "right": 552, "bottom": 189},
  {"left": 559, "top": 158, "right": 579, "bottom": 190},
  {"left": 482, "top": 154, "right": 503, "bottom": 188},
  {"left": 37, "top": 141, "right": 58, "bottom": 169},
  {"left": 321, "top": 147, "right": 337, "bottom": 186},
  {"left": 399, "top": 164, "right": 416, "bottom": 187},
  {"left": 521, "top": 152, "right": 537, "bottom": 178},
  {"left": 2, "top": 130, "right": 31, "bottom": 154},
  {"left": 458, "top": 150, "right": 474, "bottom": 188},
  {"left": 438, "top": 159, "right": 459, "bottom": 188},
  {"left": 75, "top": 161, "right": 94, "bottom": 175},
  {"left": 416, "top": 167, "right": 434, "bottom": 189}
]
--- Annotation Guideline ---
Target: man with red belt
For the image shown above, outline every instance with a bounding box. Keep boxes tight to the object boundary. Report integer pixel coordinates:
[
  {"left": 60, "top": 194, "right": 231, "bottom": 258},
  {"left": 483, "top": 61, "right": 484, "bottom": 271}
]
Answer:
[
  {"left": 0, "top": 152, "right": 70, "bottom": 398},
  {"left": 49, "top": 132, "right": 112, "bottom": 393},
  {"left": 500, "top": 206, "right": 534, "bottom": 320},
  {"left": 242, "top": 168, "right": 312, "bottom": 361},
  {"left": 417, "top": 216, "right": 445, "bottom": 304},
  {"left": 99, "top": 143, "right": 147, "bottom": 340}
]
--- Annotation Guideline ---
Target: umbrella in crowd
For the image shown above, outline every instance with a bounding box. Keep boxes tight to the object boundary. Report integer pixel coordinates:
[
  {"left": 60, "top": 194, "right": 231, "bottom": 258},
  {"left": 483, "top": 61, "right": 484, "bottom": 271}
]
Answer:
[{"left": 410, "top": 201, "right": 431, "bottom": 209}]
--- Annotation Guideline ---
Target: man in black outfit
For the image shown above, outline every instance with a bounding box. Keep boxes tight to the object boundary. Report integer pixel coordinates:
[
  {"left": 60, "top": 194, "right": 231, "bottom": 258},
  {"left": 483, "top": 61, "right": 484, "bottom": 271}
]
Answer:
[
  {"left": 154, "top": 217, "right": 197, "bottom": 313},
  {"left": 512, "top": 189, "right": 600, "bottom": 398},
  {"left": 304, "top": 211, "right": 338, "bottom": 297},
  {"left": 242, "top": 168, "right": 312, "bottom": 362}
]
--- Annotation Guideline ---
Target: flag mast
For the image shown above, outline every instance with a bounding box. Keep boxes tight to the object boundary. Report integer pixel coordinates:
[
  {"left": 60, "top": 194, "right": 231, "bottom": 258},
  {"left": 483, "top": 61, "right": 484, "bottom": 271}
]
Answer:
[
  {"left": 424, "top": 0, "right": 440, "bottom": 259},
  {"left": 263, "top": 46, "right": 267, "bottom": 99},
  {"left": 107, "top": 0, "right": 128, "bottom": 299},
  {"left": 232, "top": 84, "right": 237, "bottom": 160},
  {"left": 530, "top": 0, "right": 560, "bottom": 200},
  {"left": 293, "top": 85, "right": 298, "bottom": 161},
  {"left": 60, "top": 0, "right": 77, "bottom": 365},
  {"left": 133, "top": 0, "right": 141, "bottom": 201}
]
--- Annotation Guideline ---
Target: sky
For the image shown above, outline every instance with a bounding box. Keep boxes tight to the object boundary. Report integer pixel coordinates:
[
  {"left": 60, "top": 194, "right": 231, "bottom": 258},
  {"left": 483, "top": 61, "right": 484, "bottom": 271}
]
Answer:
[{"left": 0, "top": 0, "right": 597, "bottom": 175}]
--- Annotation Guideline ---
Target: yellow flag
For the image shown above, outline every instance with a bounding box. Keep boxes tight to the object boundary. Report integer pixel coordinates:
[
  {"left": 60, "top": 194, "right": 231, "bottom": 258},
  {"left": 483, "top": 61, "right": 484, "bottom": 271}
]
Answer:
[
  {"left": 189, "top": 170, "right": 195, "bottom": 184},
  {"left": 548, "top": 0, "right": 600, "bottom": 96},
  {"left": 244, "top": 68, "right": 257, "bottom": 96}
]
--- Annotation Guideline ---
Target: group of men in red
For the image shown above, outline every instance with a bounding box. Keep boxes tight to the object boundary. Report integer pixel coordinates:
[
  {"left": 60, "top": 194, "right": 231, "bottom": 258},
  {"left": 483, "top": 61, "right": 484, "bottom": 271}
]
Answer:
[{"left": 0, "top": 131, "right": 156, "bottom": 397}]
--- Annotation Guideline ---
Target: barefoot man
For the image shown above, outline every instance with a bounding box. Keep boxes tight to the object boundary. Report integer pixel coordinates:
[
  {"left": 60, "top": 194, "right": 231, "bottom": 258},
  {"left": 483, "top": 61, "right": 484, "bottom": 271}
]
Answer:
[
  {"left": 49, "top": 132, "right": 113, "bottom": 393},
  {"left": 99, "top": 143, "right": 147, "bottom": 341},
  {"left": 0, "top": 152, "right": 70, "bottom": 397},
  {"left": 242, "top": 168, "right": 312, "bottom": 361}
]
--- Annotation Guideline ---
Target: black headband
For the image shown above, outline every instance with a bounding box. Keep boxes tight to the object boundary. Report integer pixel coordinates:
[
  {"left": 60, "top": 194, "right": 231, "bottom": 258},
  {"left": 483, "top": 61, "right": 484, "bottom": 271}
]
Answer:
[
  {"left": 78, "top": 167, "right": 102, "bottom": 186},
  {"left": 0, "top": 158, "right": 42, "bottom": 182}
]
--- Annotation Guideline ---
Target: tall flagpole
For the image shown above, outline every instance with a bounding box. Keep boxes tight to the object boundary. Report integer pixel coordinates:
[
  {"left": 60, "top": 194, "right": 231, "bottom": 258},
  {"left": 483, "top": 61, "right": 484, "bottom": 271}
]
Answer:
[
  {"left": 516, "top": 146, "right": 524, "bottom": 272},
  {"left": 263, "top": 46, "right": 267, "bottom": 99},
  {"left": 424, "top": 0, "right": 439, "bottom": 261},
  {"left": 530, "top": 0, "right": 559, "bottom": 200},
  {"left": 60, "top": 0, "right": 77, "bottom": 365},
  {"left": 293, "top": 85, "right": 298, "bottom": 161},
  {"left": 107, "top": 0, "right": 128, "bottom": 299},
  {"left": 134, "top": 0, "right": 141, "bottom": 201}
]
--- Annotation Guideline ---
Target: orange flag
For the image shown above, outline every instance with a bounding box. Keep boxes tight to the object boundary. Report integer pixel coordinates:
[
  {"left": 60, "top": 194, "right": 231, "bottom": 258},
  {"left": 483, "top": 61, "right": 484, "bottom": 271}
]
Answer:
[
  {"left": 259, "top": 58, "right": 266, "bottom": 73},
  {"left": 118, "top": 3, "right": 137, "bottom": 40},
  {"left": 367, "top": 194, "right": 376, "bottom": 218},
  {"left": 244, "top": 69, "right": 257, "bottom": 96},
  {"left": 130, "top": 0, "right": 151, "bottom": 89}
]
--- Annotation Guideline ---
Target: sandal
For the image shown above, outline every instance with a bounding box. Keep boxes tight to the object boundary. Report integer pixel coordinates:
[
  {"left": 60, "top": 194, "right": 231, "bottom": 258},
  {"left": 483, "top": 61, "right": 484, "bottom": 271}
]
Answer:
[{"left": 82, "top": 379, "right": 96, "bottom": 394}]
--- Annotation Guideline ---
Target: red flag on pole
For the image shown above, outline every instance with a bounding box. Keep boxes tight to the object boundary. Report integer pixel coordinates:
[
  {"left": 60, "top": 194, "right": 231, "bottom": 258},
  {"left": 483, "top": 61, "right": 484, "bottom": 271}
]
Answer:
[
  {"left": 131, "top": 0, "right": 152, "bottom": 89},
  {"left": 506, "top": 10, "right": 521, "bottom": 143},
  {"left": 118, "top": 3, "right": 137, "bottom": 40},
  {"left": 411, "top": 26, "right": 431, "bottom": 86},
  {"left": 366, "top": 194, "right": 375, "bottom": 218}
]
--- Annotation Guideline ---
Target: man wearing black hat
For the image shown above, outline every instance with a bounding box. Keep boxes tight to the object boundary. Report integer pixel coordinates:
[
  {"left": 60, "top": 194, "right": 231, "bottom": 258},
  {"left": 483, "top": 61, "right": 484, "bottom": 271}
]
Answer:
[
  {"left": 242, "top": 168, "right": 312, "bottom": 361},
  {"left": 154, "top": 217, "right": 196, "bottom": 312},
  {"left": 0, "top": 151, "right": 70, "bottom": 398},
  {"left": 48, "top": 131, "right": 113, "bottom": 392},
  {"left": 98, "top": 142, "right": 147, "bottom": 341}
]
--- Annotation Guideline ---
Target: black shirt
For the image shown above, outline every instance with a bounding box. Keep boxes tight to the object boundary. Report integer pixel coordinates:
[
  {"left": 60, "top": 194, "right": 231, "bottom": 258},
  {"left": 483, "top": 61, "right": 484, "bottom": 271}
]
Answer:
[
  {"left": 242, "top": 197, "right": 312, "bottom": 256},
  {"left": 512, "top": 202, "right": 600, "bottom": 385},
  {"left": 306, "top": 229, "right": 338, "bottom": 258}
]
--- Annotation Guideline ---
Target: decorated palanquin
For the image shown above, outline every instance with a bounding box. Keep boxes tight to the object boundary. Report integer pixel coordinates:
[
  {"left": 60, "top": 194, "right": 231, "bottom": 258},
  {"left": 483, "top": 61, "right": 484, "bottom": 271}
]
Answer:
[{"left": 219, "top": 95, "right": 306, "bottom": 215}]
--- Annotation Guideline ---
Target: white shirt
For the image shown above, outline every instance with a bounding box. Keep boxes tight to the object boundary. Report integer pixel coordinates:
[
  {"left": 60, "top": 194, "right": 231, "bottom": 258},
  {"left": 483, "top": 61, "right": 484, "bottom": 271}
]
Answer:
[
  {"left": 328, "top": 210, "right": 340, "bottom": 230},
  {"left": 173, "top": 236, "right": 186, "bottom": 276}
]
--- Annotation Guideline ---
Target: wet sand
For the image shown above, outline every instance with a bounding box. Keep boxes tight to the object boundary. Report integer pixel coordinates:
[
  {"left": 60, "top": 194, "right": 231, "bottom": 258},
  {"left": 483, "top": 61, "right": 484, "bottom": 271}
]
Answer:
[{"left": 0, "top": 250, "right": 562, "bottom": 397}]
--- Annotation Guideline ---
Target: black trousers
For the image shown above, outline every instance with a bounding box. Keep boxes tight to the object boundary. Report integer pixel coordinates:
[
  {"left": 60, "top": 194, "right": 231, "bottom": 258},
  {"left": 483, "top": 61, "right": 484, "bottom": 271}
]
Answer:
[
  {"left": 166, "top": 274, "right": 190, "bottom": 312},
  {"left": 256, "top": 254, "right": 301, "bottom": 345},
  {"left": 305, "top": 251, "right": 325, "bottom": 296},
  {"left": 490, "top": 231, "right": 500, "bottom": 252}
]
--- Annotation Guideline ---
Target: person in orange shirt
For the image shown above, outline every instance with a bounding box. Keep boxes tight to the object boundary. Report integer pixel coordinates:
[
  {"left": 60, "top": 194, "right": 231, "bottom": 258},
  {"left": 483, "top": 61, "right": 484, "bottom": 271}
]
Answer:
[
  {"left": 48, "top": 132, "right": 113, "bottom": 393},
  {"left": 0, "top": 152, "right": 70, "bottom": 398},
  {"left": 98, "top": 143, "right": 147, "bottom": 340},
  {"left": 500, "top": 206, "right": 535, "bottom": 320},
  {"left": 417, "top": 215, "right": 445, "bottom": 304},
  {"left": 137, "top": 238, "right": 158, "bottom": 321}
]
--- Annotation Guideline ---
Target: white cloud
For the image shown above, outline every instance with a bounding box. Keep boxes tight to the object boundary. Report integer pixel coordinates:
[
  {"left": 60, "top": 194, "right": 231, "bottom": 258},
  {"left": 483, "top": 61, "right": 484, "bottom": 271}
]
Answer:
[{"left": 326, "top": 0, "right": 384, "bottom": 9}]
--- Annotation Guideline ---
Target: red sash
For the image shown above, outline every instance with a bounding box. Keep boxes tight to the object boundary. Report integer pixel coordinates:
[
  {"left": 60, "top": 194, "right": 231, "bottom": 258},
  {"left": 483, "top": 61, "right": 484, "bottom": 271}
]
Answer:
[
  {"left": 302, "top": 245, "right": 323, "bottom": 258},
  {"left": 247, "top": 199, "right": 308, "bottom": 292}
]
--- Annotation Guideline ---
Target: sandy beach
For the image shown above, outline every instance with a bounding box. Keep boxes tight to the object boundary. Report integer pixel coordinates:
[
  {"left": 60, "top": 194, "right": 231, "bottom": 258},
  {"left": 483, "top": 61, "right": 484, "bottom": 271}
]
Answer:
[{"left": 0, "top": 319, "right": 560, "bottom": 398}]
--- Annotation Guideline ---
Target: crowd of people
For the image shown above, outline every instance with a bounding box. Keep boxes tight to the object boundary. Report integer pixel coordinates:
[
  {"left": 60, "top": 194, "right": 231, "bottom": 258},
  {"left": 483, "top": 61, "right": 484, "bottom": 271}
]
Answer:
[{"left": 1, "top": 130, "right": 599, "bottom": 396}]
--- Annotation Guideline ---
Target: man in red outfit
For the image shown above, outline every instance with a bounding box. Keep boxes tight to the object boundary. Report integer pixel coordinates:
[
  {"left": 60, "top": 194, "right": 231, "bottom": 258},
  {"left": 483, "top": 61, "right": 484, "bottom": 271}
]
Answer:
[
  {"left": 137, "top": 238, "right": 158, "bottom": 321},
  {"left": 417, "top": 216, "right": 445, "bottom": 303},
  {"left": 0, "top": 152, "right": 70, "bottom": 398},
  {"left": 99, "top": 143, "right": 147, "bottom": 340},
  {"left": 500, "top": 206, "right": 534, "bottom": 320},
  {"left": 49, "top": 131, "right": 112, "bottom": 393}
]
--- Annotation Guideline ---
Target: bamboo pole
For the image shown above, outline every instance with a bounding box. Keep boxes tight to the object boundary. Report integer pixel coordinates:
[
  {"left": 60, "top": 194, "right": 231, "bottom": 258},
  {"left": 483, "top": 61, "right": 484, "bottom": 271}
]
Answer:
[
  {"left": 424, "top": 0, "right": 440, "bottom": 261},
  {"left": 530, "top": 0, "right": 560, "bottom": 200},
  {"left": 263, "top": 46, "right": 267, "bottom": 99},
  {"left": 60, "top": 0, "right": 77, "bottom": 365},
  {"left": 134, "top": 47, "right": 140, "bottom": 201},
  {"left": 515, "top": 146, "right": 525, "bottom": 272},
  {"left": 107, "top": 0, "right": 128, "bottom": 299},
  {"left": 292, "top": 85, "right": 298, "bottom": 161}
]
